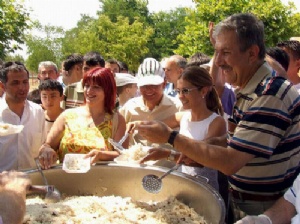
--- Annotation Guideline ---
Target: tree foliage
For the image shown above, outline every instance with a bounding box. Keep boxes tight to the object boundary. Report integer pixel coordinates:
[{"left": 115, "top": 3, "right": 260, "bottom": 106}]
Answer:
[
  {"left": 26, "top": 23, "right": 65, "bottom": 73},
  {"left": 0, "top": 0, "right": 30, "bottom": 58},
  {"left": 148, "top": 8, "right": 190, "bottom": 60},
  {"left": 61, "top": 15, "right": 153, "bottom": 71},
  {"left": 176, "top": 0, "right": 300, "bottom": 57},
  {"left": 99, "top": 0, "right": 150, "bottom": 24}
]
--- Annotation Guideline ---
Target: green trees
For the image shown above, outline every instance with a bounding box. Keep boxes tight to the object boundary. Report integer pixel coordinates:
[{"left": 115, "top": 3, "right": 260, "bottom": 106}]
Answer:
[
  {"left": 26, "top": 23, "right": 64, "bottom": 72},
  {"left": 148, "top": 8, "right": 189, "bottom": 59},
  {"left": 18, "top": 0, "right": 300, "bottom": 72},
  {"left": 0, "top": 0, "right": 30, "bottom": 58},
  {"left": 176, "top": 0, "right": 300, "bottom": 57},
  {"left": 60, "top": 15, "right": 153, "bottom": 71}
]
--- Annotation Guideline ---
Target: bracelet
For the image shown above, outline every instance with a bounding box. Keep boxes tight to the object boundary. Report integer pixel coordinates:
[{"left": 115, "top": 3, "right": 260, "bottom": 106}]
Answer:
[
  {"left": 167, "top": 131, "right": 179, "bottom": 147},
  {"left": 167, "top": 150, "right": 177, "bottom": 161}
]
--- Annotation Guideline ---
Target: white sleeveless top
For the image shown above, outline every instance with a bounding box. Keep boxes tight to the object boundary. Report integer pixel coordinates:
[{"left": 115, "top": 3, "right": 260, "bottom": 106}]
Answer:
[{"left": 179, "top": 111, "right": 220, "bottom": 190}]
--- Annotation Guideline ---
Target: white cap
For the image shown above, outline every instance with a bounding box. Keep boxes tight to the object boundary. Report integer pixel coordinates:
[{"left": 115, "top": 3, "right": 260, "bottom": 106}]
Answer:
[
  {"left": 115, "top": 73, "right": 137, "bottom": 87},
  {"left": 136, "top": 58, "right": 165, "bottom": 87}
]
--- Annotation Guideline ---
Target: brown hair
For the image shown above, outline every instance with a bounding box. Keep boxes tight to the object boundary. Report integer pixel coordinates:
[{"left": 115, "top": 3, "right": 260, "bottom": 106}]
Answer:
[{"left": 180, "top": 66, "right": 224, "bottom": 116}]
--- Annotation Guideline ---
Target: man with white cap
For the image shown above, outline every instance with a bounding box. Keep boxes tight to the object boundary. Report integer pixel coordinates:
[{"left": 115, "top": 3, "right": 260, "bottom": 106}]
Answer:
[
  {"left": 115, "top": 73, "right": 138, "bottom": 109},
  {"left": 119, "top": 58, "right": 182, "bottom": 147}
]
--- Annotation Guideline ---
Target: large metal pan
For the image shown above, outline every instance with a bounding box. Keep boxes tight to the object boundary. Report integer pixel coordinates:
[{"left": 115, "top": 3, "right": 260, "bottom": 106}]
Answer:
[{"left": 25, "top": 162, "right": 225, "bottom": 224}]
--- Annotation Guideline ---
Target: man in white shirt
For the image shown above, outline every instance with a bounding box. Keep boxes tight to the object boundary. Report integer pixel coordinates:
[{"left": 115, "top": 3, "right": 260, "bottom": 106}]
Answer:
[{"left": 0, "top": 61, "right": 46, "bottom": 171}]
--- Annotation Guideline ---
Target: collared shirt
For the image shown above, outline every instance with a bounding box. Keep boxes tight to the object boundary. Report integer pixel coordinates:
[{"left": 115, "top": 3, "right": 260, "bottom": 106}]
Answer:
[
  {"left": 0, "top": 99, "right": 46, "bottom": 171},
  {"left": 293, "top": 82, "right": 300, "bottom": 94},
  {"left": 228, "top": 62, "right": 300, "bottom": 195},
  {"left": 164, "top": 82, "right": 177, "bottom": 97},
  {"left": 119, "top": 93, "right": 182, "bottom": 147},
  {"left": 62, "top": 80, "right": 84, "bottom": 109}
]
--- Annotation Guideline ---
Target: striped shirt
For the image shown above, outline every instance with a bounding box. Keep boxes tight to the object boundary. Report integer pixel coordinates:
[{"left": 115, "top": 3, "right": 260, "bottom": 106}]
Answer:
[
  {"left": 228, "top": 62, "right": 300, "bottom": 195},
  {"left": 62, "top": 81, "right": 84, "bottom": 109}
]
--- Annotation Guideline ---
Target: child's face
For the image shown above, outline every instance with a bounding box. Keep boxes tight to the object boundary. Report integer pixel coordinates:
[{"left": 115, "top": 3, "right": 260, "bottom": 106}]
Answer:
[{"left": 40, "top": 89, "right": 63, "bottom": 110}]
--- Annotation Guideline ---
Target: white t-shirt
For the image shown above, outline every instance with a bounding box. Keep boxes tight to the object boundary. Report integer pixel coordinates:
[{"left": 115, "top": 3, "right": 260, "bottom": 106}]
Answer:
[{"left": 0, "top": 99, "right": 46, "bottom": 171}]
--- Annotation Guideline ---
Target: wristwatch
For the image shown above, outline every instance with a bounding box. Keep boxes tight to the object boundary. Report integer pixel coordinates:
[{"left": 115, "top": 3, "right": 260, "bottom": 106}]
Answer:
[{"left": 167, "top": 130, "right": 179, "bottom": 147}]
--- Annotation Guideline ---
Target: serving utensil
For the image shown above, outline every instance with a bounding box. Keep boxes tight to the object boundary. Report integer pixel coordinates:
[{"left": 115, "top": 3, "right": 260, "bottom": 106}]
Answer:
[
  {"left": 108, "top": 131, "right": 131, "bottom": 153},
  {"left": 108, "top": 130, "right": 138, "bottom": 153},
  {"left": 142, "top": 164, "right": 181, "bottom": 194},
  {"left": 34, "top": 158, "right": 61, "bottom": 202}
]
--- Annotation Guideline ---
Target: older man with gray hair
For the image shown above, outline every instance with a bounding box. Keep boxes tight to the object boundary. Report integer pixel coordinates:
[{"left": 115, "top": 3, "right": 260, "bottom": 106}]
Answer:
[
  {"left": 37, "top": 61, "right": 59, "bottom": 81},
  {"left": 164, "top": 55, "right": 187, "bottom": 96}
]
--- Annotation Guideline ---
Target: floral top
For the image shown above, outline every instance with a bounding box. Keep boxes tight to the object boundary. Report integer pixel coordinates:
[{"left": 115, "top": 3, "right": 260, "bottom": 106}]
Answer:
[{"left": 58, "top": 108, "right": 114, "bottom": 162}]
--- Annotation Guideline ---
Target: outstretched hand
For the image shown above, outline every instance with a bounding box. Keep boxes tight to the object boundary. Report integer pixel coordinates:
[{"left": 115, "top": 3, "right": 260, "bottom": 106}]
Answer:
[
  {"left": 209, "top": 21, "right": 216, "bottom": 47},
  {"left": 140, "top": 148, "right": 171, "bottom": 163},
  {"left": 38, "top": 144, "right": 58, "bottom": 170},
  {"left": 136, "top": 120, "right": 172, "bottom": 144}
]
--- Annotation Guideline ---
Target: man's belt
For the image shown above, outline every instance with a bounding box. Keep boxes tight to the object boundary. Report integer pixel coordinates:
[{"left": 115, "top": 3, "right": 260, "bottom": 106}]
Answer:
[{"left": 230, "top": 188, "right": 283, "bottom": 201}]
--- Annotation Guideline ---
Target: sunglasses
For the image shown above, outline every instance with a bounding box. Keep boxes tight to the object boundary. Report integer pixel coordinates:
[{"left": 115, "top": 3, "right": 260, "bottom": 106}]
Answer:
[{"left": 174, "top": 87, "right": 199, "bottom": 95}]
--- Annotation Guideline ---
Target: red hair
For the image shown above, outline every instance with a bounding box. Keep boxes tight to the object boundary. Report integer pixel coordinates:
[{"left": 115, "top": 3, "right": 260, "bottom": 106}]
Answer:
[{"left": 82, "top": 67, "right": 116, "bottom": 114}]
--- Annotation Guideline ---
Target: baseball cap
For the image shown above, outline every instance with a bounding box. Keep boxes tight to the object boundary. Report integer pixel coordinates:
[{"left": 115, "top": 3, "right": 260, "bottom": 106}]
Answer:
[
  {"left": 115, "top": 73, "right": 137, "bottom": 87},
  {"left": 136, "top": 58, "right": 165, "bottom": 87}
]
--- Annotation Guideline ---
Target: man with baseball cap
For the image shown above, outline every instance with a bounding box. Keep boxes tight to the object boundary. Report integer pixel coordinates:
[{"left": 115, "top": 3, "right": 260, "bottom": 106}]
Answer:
[
  {"left": 119, "top": 58, "right": 182, "bottom": 147},
  {"left": 115, "top": 73, "right": 138, "bottom": 108}
]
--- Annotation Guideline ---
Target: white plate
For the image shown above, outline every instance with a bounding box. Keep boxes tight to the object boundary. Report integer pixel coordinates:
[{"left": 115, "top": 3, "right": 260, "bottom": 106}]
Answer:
[
  {"left": 114, "top": 146, "right": 157, "bottom": 165},
  {"left": 62, "top": 154, "right": 91, "bottom": 173},
  {"left": 0, "top": 123, "right": 24, "bottom": 136}
]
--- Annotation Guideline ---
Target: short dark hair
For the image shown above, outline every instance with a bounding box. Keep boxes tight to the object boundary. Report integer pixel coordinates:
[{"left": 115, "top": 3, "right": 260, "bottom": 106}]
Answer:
[
  {"left": 106, "top": 59, "right": 121, "bottom": 72},
  {"left": 0, "top": 61, "right": 29, "bottom": 83},
  {"left": 83, "top": 51, "right": 105, "bottom": 68},
  {"left": 277, "top": 40, "right": 300, "bottom": 60},
  {"left": 266, "top": 47, "right": 290, "bottom": 71},
  {"left": 27, "top": 89, "right": 42, "bottom": 104},
  {"left": 118, "top": 61, "right": 129, "bottom": 72},
  {"left": 187, "top": 52, "right": 211, "bottom": 67},
  {"left": 63, "top": 53, "right": 83, "bottom": 71},
  {"left": 38, "top": 79, "right": 63, "bottom": 96}
]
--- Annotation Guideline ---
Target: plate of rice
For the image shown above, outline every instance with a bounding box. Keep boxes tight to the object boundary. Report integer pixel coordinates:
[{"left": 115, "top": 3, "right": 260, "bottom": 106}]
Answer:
[
  {"left": 62, "top": 153, "right": 91, "bottom": 173},
  {"left": 0, "top": 123, "right": 24, "bottom": 136},
  {"left": 114, "top": 144, "right": 156, "bottom": 165}
]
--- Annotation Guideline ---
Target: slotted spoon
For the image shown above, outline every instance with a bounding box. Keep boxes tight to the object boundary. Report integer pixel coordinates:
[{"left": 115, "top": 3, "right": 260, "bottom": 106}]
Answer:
[{"left": 142, "top": 164, "right": 181, "bottom": 194}]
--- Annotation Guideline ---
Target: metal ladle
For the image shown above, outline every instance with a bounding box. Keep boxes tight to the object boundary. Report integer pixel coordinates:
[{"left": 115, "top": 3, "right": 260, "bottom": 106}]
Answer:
[
  {"left": 34, "top": 158, "right": 61, "bottom": 203},
  {"left": 142, "top": 164, "right": 181, "bottom": 194}
]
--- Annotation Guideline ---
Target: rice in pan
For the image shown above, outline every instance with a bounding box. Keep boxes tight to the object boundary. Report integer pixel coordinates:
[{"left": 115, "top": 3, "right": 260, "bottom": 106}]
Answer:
[{"left": 24, "top": 195, "right": 208, "bottom": 224}]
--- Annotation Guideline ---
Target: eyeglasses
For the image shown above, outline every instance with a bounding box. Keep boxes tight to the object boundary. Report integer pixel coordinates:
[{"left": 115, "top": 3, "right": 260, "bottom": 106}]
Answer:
[{"left": 174, "top": 87, "right": 199, "bottom": 95}]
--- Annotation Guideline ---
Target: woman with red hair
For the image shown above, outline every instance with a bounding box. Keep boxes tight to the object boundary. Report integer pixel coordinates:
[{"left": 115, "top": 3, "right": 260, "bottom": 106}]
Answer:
[{"left": 38, "top": 67, "right": 127, "bottom": 169}]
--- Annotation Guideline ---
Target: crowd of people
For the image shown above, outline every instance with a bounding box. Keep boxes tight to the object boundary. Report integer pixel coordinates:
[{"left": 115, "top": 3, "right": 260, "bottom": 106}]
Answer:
[{"left": 1, "top": 12, "right": 300, "bottom": 224}]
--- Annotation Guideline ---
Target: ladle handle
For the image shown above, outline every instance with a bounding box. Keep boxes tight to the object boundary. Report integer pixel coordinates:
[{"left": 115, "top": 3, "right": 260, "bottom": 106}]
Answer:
[
  {"left": 159, "top": 163, "right": 181, "bottom": 180},
  {"left": 34, "top": 158, "right": 49, "bottom": 186},
  {"left": 27, "top": 185, "right": 48, "bottom": 194},
  {"left": 118, "top": 132, "right": 129, "bottom": 145}
]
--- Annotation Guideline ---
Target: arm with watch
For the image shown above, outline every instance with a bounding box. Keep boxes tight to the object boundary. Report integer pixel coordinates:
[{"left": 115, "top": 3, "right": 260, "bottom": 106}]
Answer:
[{"left": 140, "top": 130, "right": 204, "bottom": 167}]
